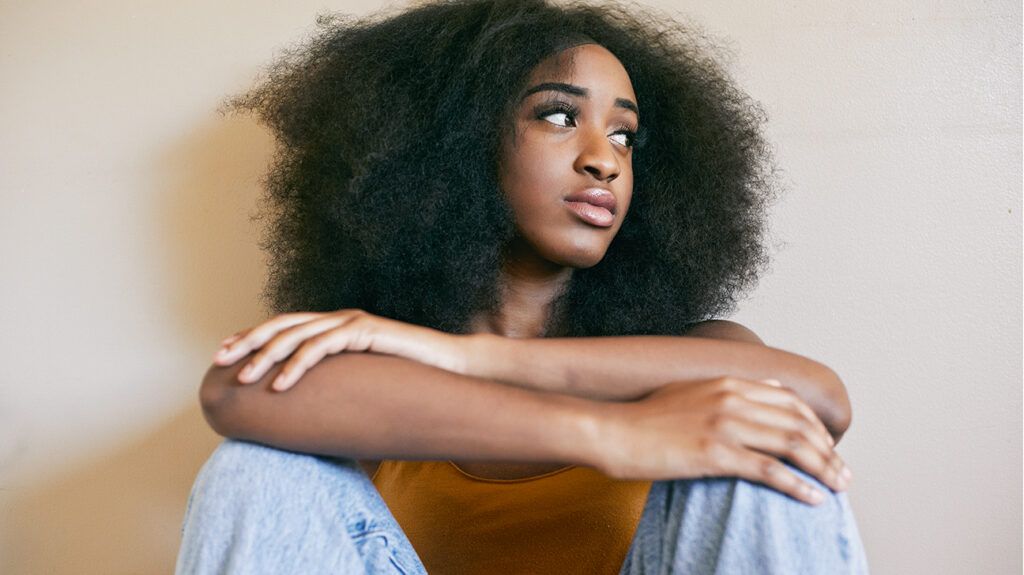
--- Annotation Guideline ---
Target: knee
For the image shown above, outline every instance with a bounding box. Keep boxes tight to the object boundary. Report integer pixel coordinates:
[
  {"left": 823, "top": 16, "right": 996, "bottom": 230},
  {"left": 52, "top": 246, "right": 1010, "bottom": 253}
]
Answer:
[
  {"left": 190, "top": 439, "right": 368, "bottom": 508},
  {"left": 736, "top": 462, "right": 851, "bottom": 521},
  {"left": 633, "top": 465, "right": 867, "bottom": 573},
  {"left": 659, "top": 462, "right": 855, "bottom": 533},
  {"left": 177, "top": 441, "right": 378, "bottom": 574}
]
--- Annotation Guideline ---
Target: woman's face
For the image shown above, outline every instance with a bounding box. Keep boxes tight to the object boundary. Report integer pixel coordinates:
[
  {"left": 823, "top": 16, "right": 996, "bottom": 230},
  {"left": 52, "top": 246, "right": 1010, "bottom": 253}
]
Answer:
[{"left": 499, "top": 43, "right": 638, "bottom": 269}]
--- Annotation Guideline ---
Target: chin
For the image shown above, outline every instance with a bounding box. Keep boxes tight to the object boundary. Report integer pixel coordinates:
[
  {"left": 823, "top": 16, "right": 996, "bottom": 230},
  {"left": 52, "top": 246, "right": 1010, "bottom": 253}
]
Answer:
[{"left": 547, "top": 241, "right": 609, "bottom": 269}]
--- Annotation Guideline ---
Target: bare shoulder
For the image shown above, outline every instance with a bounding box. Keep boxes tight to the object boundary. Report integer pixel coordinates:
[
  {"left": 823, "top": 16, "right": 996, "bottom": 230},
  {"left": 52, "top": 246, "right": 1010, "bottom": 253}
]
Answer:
[{"left": 681, "top": 319, "right": 765, "bottom": 345}]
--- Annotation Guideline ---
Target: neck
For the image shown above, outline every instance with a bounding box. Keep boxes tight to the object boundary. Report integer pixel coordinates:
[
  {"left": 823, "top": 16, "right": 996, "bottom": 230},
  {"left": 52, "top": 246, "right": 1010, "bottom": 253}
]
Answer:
[{"left": 469, "top": 238, "right": 573, "bottom": 338}]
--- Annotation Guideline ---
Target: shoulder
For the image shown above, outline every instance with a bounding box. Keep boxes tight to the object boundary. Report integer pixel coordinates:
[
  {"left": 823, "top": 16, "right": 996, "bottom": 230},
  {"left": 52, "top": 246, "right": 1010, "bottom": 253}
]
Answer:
[{"left": 681, "top": 319, "right": 764, "bottom": 345}]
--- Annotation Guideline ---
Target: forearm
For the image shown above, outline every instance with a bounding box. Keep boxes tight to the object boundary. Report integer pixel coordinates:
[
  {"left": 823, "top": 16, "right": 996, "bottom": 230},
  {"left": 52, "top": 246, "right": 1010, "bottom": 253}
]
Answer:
[
  {"left": 471, "top": 334, "right": 851, "bottom": 440},
  {"left": 200, "top": 352, "right": 604, "bottom": 465}
]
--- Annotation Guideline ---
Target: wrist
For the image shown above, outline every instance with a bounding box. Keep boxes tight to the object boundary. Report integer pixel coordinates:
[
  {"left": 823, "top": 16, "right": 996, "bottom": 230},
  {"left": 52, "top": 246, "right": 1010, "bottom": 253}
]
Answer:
[
  {"left": 460, "top": 332, "right": 510, "bottom": 381},
  {"left": 550, "top": 395, "right": 616, "bottom": 470}
]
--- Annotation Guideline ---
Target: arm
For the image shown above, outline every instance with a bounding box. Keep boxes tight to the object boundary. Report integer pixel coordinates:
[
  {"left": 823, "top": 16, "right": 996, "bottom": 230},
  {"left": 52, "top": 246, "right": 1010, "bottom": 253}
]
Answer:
[
  {"left": 468, "top": 320, "right": 852, "bottom": 443},
  {"left": 200, "top": 351, "right": 849, "bottom": 503},
  {"left": 200, "top": 352, "right": 605, "bottom": 465}
]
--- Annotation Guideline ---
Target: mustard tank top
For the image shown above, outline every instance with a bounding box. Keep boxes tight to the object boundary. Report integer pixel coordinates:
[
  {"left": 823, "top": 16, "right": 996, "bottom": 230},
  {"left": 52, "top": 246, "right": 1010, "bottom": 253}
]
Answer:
[{"left": 372, "top": 460, "right": 653, "bottom": 574}]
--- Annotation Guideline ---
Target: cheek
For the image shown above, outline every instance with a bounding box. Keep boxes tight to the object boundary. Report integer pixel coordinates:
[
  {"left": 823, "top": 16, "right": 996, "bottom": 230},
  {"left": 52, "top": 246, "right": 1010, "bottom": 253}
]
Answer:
[
  {"left": 620, "top": 172, "right": 634, "bottom": 216},
  {"left": 499, "top": 144, "right": 562, "bottom": 220}
]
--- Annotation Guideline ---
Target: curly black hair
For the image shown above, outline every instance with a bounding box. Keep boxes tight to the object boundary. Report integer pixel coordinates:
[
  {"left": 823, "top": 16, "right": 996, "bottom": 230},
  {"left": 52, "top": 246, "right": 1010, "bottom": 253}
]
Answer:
[{"left": 228, "top": 0, "right": 777, "bottom": 337}]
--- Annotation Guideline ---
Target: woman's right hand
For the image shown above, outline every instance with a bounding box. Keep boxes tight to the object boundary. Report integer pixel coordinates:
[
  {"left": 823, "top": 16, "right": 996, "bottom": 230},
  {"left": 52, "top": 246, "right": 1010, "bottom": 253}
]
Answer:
[{"left": 593, "top": 377, "right": 852, "bottom": 505}]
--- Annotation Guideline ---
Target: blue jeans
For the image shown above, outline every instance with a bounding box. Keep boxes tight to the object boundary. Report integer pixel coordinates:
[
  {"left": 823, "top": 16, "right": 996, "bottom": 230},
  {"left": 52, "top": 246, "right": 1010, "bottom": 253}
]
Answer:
[{"left": 175, "top": 439, "right": 869, "bottom": 574}]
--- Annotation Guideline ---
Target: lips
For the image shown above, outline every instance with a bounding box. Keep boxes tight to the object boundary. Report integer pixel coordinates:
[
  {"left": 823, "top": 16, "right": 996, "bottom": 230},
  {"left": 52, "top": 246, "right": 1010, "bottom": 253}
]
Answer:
[
  {"left": 563, "top": 188, "right": 617, "bottom": 228},
  {"left": 564, "top": 188, "right": 617, "bottom": 214}
]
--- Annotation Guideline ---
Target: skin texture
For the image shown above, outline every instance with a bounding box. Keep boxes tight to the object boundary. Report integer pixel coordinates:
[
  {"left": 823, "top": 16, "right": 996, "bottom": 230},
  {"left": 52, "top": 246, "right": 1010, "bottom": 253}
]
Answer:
[
  {"left": 229, "top": 0, "right": 779, "bottom": 339},
  {"left": 461, "top": 43, "right": 638, "bottom": 477},
  {"left": 204, "top": 43, "right": 853, "bottom": 502},
  {"left": 202, "top": 0, "right": 855, "bottom": 506},
  {"left": 469, "top": 43, "right": 636, "bottom": 336}
]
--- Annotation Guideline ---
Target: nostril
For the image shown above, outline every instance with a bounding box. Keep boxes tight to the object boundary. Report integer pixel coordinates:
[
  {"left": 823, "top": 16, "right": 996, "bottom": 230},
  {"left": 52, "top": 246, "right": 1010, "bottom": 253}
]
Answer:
[{"left": 584, "top": 165, "right": 618, "bottom": 181}]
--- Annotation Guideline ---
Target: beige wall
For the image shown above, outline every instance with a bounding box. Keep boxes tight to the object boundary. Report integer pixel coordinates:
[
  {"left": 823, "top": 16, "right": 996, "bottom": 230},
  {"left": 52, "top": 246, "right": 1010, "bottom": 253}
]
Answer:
[{"left": 1, "top": 1, "right": 1019, "bottom": 573}]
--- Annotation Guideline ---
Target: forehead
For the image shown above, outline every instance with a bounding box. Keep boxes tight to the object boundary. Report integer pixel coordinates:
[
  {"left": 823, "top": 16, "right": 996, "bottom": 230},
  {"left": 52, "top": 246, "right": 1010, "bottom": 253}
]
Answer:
[{"left": 526, "top": 43, "right": 636, "bottom": 101}]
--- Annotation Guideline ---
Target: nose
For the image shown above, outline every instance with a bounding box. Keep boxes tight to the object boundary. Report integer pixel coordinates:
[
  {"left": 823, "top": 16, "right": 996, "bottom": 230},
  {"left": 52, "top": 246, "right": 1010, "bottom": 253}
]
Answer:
[{"left": 573, "top": 127, "right": 620, "bottom": 183}]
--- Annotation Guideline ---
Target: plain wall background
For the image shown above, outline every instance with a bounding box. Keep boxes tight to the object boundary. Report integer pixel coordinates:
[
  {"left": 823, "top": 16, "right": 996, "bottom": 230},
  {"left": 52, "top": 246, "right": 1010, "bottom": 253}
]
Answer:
[{"left": 1, "top": 0, "right": 1020, "bottom": 573}]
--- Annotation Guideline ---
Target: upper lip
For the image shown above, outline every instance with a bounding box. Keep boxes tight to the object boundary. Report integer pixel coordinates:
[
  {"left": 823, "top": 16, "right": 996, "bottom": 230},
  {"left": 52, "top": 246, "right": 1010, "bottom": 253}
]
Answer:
[{"left": 564, "top": 188, "right": 617, "bottom": 215}]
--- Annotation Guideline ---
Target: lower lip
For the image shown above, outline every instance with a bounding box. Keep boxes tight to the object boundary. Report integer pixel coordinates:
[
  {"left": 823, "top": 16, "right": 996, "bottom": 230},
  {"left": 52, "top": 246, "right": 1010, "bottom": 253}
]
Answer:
[{"left": 565, "top": 201, "right": 614, "bottom": 228}]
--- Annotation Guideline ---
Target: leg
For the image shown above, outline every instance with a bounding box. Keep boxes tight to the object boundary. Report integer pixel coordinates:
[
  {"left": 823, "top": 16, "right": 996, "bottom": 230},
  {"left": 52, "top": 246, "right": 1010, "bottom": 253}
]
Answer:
[
  {"left": 175, "top": 439, "right": 426, "bottom": 575},
  {"left": 619, "top": 462, "right": 870, "bottom": 574}
]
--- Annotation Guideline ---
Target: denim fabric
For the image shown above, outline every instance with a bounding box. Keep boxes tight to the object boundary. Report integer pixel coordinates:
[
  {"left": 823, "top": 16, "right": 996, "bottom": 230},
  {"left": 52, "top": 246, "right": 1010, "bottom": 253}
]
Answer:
[
  {"left": 176, "top": 439, "right": 869, "bottom": 574},
  {"left": 617, "top": 465, "right": 870, "bottom": 574},
  {"left": 175, "top": 440, "right": 426, "bottom": 575}
]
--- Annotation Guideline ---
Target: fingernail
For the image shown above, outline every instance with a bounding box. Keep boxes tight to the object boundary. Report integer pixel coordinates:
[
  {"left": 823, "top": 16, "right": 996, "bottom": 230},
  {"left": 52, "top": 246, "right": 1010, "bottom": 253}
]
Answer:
[
  {"left": 239, "top": 365, "right": 253, "bottom": 380},
  {"left": 809, "top": 489, "right": 824, "bottom": 504},
  {"left": 272, "top": 376, "right": 287, "bottom": 391}
]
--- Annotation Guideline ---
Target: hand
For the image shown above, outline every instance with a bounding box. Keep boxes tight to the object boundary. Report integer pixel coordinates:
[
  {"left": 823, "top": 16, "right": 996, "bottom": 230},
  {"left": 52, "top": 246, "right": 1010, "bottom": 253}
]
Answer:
[
  {"left": 212, "top": 310, "right": 467, "bottom": 391},
  {"left": 593, "top": 376, "right": 851, "bottom": 506}
]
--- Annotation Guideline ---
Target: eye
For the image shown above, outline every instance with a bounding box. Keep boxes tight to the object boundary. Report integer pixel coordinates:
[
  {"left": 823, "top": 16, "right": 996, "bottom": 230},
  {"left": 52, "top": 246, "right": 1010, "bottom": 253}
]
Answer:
[
  {"left": 544, "top": 112, "right": 574, "bottom": 127},
  {"left": 535, "top": 101, "right": 579, "bottom": 128},
  {"left": 609, "top": 130, "right": 636, "bottom": 148},
  {"left": 609, "top": 125, "right": 638, "bottom": 148}
]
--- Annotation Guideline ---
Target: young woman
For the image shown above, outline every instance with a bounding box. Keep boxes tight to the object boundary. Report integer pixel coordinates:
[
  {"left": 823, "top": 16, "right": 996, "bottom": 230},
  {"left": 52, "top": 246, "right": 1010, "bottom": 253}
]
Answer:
[{"left": 176, "top": 0, "right": 869, "bottom": 572}]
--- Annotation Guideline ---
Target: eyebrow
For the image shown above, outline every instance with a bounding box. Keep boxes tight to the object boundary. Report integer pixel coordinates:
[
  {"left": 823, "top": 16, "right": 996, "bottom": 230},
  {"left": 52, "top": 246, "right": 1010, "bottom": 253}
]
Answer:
[{"left": 521, "top": 82, "right": 639, "bottom": 116}]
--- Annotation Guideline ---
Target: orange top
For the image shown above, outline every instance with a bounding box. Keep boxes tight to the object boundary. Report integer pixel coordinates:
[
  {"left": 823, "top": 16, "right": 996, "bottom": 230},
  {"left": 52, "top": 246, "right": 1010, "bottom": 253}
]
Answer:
[{"left": 372, "top": 460, "right": 653, "bottom": 574}]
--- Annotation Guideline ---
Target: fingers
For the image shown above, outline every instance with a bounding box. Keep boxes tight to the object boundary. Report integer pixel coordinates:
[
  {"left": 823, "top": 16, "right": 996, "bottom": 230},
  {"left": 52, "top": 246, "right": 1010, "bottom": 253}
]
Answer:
[
  {"left": 214, "top": 313, "right": 322, "bottom": 365},
  {"left": 219, "top": 332, "right": 245, "bottom": 348},
  {"left": 271, "top": 331, "right": 347, "bottom": 391},
  {"left": 711, "top": 412, "right": 850, "bottom": 494},
  {"left": 719, "top": 378, "right": 834, "bottom": 449},
  {"left": 716, "top": 443, "right": 830, "bottom": 506},
  {"left": 237, "top": 315, "right": 352, "bottom": 383},
  {"left": 726, "top": 395, "right": 835, "bottom": 460},
  {"left": 704, "top": 377, "right": 851, "bottom": 494}
]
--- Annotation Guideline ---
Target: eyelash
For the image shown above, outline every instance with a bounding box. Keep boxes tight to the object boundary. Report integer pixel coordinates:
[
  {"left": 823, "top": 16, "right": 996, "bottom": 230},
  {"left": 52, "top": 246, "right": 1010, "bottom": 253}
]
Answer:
[{"left": 535, "top": 101, "right": 639, "bottom": 149}]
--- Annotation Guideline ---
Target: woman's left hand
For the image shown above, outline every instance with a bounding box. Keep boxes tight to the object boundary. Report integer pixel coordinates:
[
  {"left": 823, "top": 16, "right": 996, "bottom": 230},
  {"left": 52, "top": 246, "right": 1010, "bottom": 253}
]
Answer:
[{"left": 212, "top": 310, "right": 468, "bottom": 391}]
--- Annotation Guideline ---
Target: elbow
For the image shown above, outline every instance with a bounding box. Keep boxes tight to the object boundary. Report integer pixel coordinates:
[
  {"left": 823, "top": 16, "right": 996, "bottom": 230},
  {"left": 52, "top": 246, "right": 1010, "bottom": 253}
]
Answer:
[
  {"left": 199, "top": 364, "right": 242, "bottom": 438},
  {"left": 820, "top": 365, "right": 852, "bottom": 443}
]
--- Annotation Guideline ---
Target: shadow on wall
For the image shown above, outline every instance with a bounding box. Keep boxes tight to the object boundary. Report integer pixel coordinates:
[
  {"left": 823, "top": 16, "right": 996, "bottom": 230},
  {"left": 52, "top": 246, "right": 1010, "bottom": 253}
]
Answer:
[
  {"left": 6, "top": 405, "right": 222, "bottom": 574},
  {"left": 5, "top": 114, "right": 275, "bottom": 574}
]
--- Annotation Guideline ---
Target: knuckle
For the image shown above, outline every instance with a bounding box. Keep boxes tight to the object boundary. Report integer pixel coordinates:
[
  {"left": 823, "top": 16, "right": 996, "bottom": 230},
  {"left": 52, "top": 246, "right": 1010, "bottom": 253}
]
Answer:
[
  {"left": 712, "top": 391, "right": 739, "bottom": 411},
  {"left": 793, "top": 417, "right": 810, "bottom": 432},
  {"left": 784, "top": 431, "right": 804, "bottom": 454},
  {"left": 264, "top": 342, "right": 290, "bottom": 361},
  {"left": 715, "top": 376, "right": 739, "bottom": 391},
  {"left": 298, "top": 335, "right": 324, "bottom": 351},
  {"left": 781, "top": 387, "right": 801, "bottom": 402},
  {"left": 301, "top": 334, "right": 326, "bottom": 350},
  {"left": 699, "top": 439, "right": 730, "bottom": 468},
  {"left": 760, "top": 458, "right": 783, "bottom": 480},
  {"left": 822, "top": 465, "right": 838, "bottom": 482},
  {"left": 696, "top": 435, "right": 718, "bottom": 456},
  {"left": 704, "top": 412, "right": 727, "bottom": 433}
]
